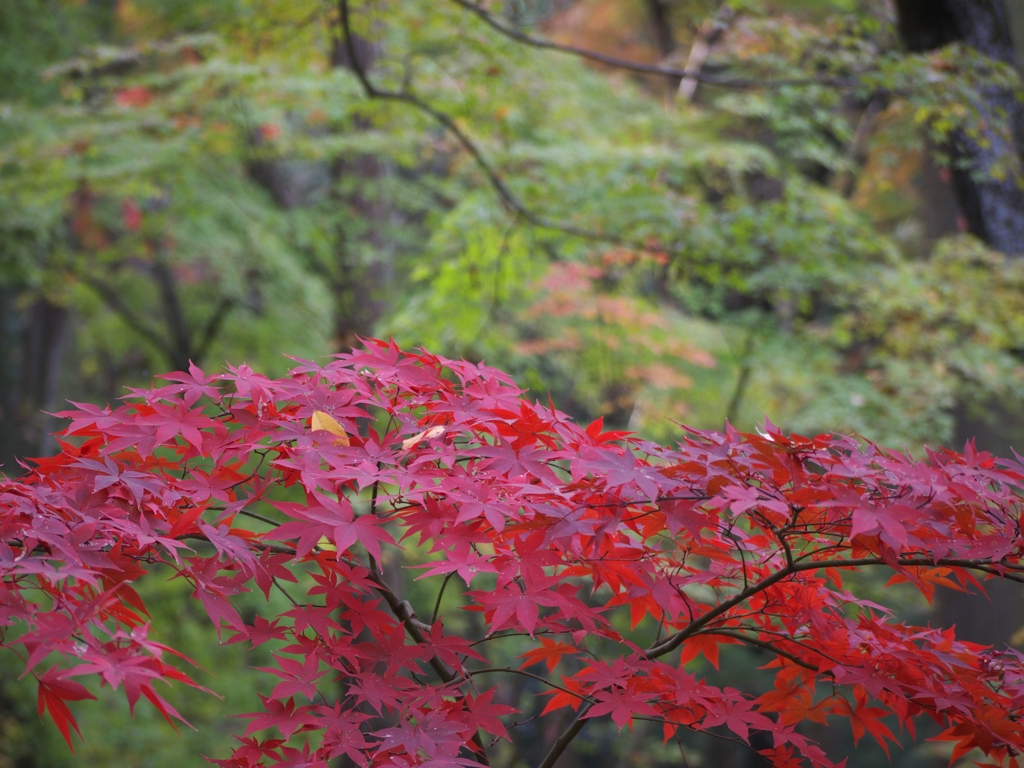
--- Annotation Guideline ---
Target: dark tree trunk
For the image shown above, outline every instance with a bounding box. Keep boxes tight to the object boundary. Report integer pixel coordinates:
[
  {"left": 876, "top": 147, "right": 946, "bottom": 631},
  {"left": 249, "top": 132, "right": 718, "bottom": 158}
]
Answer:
[
  {"left": 329, "top": 33, "right": 393, "bottom": 353},
  {"left": 0, "top": 287, "right": 20, "bottom": 472},
  {"left": 326, "top": 150, "right": 395, "bottom": 353},
  {"left": 250, "top": 26, "right": 395, "bottom": 355},
  {"left": 0, "top": 290, "right": 69, "bottom": 474},
  {"left": 644, "top": 0, "right": 676, "bottom": 58},
  {"left": 895, "top": 0, "right": 1024, "bottom": 255}
]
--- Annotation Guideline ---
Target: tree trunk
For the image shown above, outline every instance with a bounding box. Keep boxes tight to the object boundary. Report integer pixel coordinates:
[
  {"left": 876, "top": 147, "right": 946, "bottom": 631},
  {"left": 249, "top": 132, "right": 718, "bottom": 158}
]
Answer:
[
  {"left": 895, "top": 0, "right": 1024, "bottom": 255},
  {"left": 329, "top": 32, "right": 394, "bottom": 353},
  {"left": 0, "top": 290, "right": 69, "bottom": 474},
  {"left": 644, "top": 0, "right": 675, "bottom": 58}
]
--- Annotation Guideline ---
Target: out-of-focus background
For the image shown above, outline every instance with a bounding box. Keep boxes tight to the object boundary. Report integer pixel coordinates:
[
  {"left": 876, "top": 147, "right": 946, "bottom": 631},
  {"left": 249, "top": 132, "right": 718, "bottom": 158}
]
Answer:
[{"left": 3, "top": 0, "right": 1024, "bottom": 765}]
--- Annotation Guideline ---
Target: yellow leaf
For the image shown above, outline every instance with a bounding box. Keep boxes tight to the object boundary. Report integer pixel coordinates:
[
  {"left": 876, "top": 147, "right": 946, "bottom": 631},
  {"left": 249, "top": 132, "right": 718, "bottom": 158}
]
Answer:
[
  {"left": 316, "top": 535, "right": 337, "bottom": 552},
  {"left": 402, "top": 425, "right": 446, "bottom": 450},
  {"left": 311, "top": 410, "right": 350, "bottom": 446}
]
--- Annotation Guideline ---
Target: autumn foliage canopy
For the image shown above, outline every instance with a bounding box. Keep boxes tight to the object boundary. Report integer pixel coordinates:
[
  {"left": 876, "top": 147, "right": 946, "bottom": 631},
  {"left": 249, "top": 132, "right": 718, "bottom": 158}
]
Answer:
[{"left": 3, "top": 340, "right": 1024, "bottom": 767}]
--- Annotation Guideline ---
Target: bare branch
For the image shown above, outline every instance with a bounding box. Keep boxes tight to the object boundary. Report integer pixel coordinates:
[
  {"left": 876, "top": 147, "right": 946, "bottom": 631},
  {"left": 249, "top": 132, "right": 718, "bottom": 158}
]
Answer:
[
  {"left": 336, "top": 0, "right": 617, "bottom": 245},
  {"left": 431, "top": 571, "right": 456, "bottom": 625},
  {"left": 194, "top": 297, "right": 235, "bottom": 363},
  {"left": 448, "top": 0, "right": 854, "bottom": 90},
  {"left": 80, "top": 275, "right": 170, "bottom": 356},
  {"left": 151, "top": 246, "right": 193, "bottom": 369}
]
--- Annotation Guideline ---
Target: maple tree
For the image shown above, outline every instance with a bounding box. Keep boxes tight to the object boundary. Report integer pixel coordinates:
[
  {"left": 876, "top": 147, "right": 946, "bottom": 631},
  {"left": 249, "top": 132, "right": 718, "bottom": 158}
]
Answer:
[{"left": 3, "top": 339, "right": 1024, "bottom": 767}]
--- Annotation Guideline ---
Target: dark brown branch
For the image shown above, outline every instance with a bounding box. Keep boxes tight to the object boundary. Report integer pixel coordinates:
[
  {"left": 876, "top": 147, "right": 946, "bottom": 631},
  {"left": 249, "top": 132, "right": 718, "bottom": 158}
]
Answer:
[
  {"left": 633, "top": 712, "right": 771, "bottom": 761},
  {"left": 194, "top": 297, "right": 235, "bottom": 363},
  {"left": 237, "top": 508, "right": 283, "bottom": 529},
  {"left": 152, "top": 246, "right": 193, "bottom": 370},
  {"left": 431, "top": 571, "right": 456, "bottom": 625},
  {"left": 81, "top": 275, "right": 170, "bottom": 355},
  {"left": 469, "top": 629, "right": 554, "bottom": 646},
  {"left": 548, "top": 549, "right": 1021, "bottom": 760},
  {"left": 183, "top": 528, "right": 490, "bottom": 762},
  {"left": 448, "top": 0, "right": 854, "bottom": 90},
  {"left": 646, "top": 562, "right": 795, "bottom": 658},
  {"left": 359, "top": 561, "right": 493, "bottom": 766},
  {"left": 172, "top": 503, "right": 1024, "bottom": 767},
  {"left": 537, "top": 702, "right": 592, "bottom": 768},
  {"left": 184, "top": 525, "right": 450, "bottom": 677},
  {"left": 337, "top": 0, "right": 616, "bottom": 245},
  {"left": 182, "top": 533, "right": 294, "bottom": 556},
  {"left": 698, "top": 629, "right": 822, "bottom": 672},
  {"left": 362, "top": 565, "right": 455, "bottom": 680},
  {"left": 646, "top": 555, "right": 1024, "bottom": 659}
]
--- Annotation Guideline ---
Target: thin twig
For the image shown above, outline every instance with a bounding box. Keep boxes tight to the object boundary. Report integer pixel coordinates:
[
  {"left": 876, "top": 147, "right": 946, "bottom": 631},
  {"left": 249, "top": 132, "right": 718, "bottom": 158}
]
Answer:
[
  {"left": 238, "top": 508, "right": 282, "bottom": 528},
  {"left": 466, "top": 667, "right": 595, "bottom": 704},
  {"left": 697, "top": 629, "right": 822, "bottom": 672},
  {"left": 431, "top": 571, "right": 456, "bottom": 625}
]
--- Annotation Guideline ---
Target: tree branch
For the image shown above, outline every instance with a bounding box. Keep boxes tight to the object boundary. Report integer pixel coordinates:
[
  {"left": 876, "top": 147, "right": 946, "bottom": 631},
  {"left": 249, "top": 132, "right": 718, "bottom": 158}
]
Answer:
[
  {"left": 183, "top": 494, "right": 1024, "bottom": 768},
  {"left": 447, "top": 0, "right": 853, "bottom": 90},
  {"left": 678, "top": 4, "right": 735, "bottom": 101},
  {"left": 537, "top": 702, "right": 592, "bottom": 768},
  {"left": 336, "top": 0, "right": 616, "bottom": 245},
  {"left": 698, "top": 629, "right": 823, "bottom": 672},
  {"left": 187, "top": 520, "right": 493, "bottom": 763},
  {"left": 645, "top": 555, "right": 1024, "bottom": 659},
  {"left": 646, "top": 559, "right": 796, "bottom": 659},
  {"left": 194, "top": 297, "right": 235, "bottom": 363},
  {"left": 543, "top": 549, "right": 1019, "bottom": 761},
  {"left": 151, "top": 246, "right": 193, "bottom": 370},
  {"left": 467, "top": 667, "right": 595, "bottom": 704},
  {"left": 81, "top": 275, "right": 170, "bottom": 356},
  {"left": 358, "top": 561, "right": 493, "bottom": 765},
  {"left": 431, "top": 571, "right": 456, "bottom": 625}
]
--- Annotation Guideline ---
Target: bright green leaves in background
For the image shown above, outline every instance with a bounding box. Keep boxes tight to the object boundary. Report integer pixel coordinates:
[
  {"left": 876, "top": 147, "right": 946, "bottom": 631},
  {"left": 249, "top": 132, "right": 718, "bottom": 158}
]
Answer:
[{"left": 5, "top": 0, "right": 1024, "bottom": 450}]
